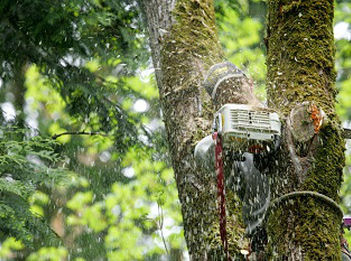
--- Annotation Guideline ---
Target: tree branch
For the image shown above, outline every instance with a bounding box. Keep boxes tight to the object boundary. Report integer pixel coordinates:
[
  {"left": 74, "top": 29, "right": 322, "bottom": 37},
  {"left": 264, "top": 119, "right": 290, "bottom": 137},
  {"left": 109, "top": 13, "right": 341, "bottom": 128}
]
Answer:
[
  {"left": 157, "top": 204, "right": 169, "bottom": 256},
  {"left": 52, "top": 131, "right": 108, "bottom": 140},
  {"left": 343, "top": 128, "right": 351, "bottom": 139}
]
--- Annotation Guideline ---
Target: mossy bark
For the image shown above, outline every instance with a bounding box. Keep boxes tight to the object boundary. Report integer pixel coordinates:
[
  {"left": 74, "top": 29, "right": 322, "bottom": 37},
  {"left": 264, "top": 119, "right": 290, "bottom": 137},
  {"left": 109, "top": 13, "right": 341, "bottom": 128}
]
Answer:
[
  {"left": 266, "top": 0, "right": 345, "bottom": 259},
  {"left": 141, "top": 0, "right": 249, "bottom": 259}
]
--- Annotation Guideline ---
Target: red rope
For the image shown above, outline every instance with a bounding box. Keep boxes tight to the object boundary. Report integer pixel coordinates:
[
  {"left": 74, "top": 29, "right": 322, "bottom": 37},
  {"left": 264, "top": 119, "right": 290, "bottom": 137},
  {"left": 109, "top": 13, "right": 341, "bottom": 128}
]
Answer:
[{"left": 213, "top": 132, "right": 230, "bottom": 260}]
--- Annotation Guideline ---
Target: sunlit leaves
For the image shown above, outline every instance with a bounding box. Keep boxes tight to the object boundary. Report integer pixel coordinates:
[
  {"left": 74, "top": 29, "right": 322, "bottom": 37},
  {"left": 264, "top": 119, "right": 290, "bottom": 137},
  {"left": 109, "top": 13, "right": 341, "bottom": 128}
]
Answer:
[
  {"left": 124, "top": 76, "right": 159, "bottom": 100},
  {"left": 85, "top": 60, "right": 101, "bottom": 73},
  {"left": 335, "top": 2, "right": 351, "bottom": 122},
  {"left": 62, "top": 144, "right": 183, "bottom": 260},
  {"left": 105, "top": 225, "right": 144, "bottom": 261},
  {"left": 0, "top": 237, "right": 24, "bottom": 259},
  {"left": 336, "top": 77, "right": 351, "bottom": 121},
  {"left": 27, "top": 247, "right": 68, "bottom": 261}
]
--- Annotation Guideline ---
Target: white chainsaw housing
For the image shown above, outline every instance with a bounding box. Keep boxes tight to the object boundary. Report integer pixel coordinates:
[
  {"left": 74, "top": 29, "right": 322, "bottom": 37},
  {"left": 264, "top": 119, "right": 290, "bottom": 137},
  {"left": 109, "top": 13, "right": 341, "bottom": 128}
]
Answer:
[{"left": 213, "top": 104, "right": 281, "bottom": 150}]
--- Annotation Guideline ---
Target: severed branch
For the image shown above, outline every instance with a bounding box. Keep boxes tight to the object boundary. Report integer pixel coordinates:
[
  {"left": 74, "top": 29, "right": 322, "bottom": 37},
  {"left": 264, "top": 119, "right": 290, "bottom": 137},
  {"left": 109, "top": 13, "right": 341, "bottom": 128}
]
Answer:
[
  {"left": 343, "top": 128, "right": 351, "bottom": 140},
  {"left": 52, "top": 131, "right": 108, "bottom": 140}
]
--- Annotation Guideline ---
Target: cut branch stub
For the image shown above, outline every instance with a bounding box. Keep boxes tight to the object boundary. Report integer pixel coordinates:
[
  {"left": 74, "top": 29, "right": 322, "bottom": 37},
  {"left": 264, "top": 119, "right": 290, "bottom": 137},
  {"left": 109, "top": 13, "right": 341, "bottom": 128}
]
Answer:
[
  {"left": 289, "top": 102, "right": 325, "bottom": 143},
  {"left": 343, "top": 128, "right": 351, "bottom": 139}
]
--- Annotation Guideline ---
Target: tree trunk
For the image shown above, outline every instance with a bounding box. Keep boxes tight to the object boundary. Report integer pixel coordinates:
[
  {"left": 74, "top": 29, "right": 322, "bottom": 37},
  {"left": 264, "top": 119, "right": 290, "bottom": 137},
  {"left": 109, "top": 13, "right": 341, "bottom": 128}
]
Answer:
[
  {"left": 266, "top": 0, "right": 345, "bottom": 259},
  {"left": 140, "top": 0, "right": 250, "bottom": 259},
  {"left": 12, "top": 63, "right": 26, "bottom": 128},
  {"left": 141, "top": 0, "right": 345, "bottom": 260}
]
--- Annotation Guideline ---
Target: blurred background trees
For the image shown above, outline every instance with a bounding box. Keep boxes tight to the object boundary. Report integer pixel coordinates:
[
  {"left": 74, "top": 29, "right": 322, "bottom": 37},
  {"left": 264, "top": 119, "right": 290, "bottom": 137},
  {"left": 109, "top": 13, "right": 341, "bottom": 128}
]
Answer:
[{"left": 0, "top": 0, "right": 350, "bottom": 260}]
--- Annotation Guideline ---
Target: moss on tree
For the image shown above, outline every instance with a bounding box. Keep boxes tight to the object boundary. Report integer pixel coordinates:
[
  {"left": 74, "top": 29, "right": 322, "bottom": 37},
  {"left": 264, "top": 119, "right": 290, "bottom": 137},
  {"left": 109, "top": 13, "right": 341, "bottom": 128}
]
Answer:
[
  {"left": 158, "top": 0, "right": 249, "bottom": 259},
  {"left": 266, "top": 0, "right": 345, "bottom": 259}
]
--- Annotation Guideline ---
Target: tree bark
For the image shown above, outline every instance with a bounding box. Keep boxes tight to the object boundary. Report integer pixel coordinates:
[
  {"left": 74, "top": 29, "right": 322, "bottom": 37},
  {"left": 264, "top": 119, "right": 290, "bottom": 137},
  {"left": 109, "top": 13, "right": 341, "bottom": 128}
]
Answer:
[
  {"left": 140, "top": 0, "right": 250, "bottom": 259},
  {"left": 12, "top": 63, "right": 27, "bottom": 128},
  {"left": 266, "top": 0, "right": 345, "bottom": 259}
]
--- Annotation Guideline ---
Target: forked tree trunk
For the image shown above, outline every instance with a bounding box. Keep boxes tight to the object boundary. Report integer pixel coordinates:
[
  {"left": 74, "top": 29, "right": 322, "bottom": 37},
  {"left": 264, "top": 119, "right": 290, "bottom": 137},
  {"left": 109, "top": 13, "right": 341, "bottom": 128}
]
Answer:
[
  {"left": 266, "top": 0, "right": 345, "bottom": 259},
  {"left": 141, "top": 0, "right": 345, "bottom": 260}
]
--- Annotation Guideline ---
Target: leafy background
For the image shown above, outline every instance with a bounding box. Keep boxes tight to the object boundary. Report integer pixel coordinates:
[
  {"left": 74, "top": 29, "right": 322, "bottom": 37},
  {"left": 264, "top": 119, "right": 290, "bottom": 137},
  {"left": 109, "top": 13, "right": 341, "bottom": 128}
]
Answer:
[{"left": 0, "top": 0, "right": 350, "bottom": 260}]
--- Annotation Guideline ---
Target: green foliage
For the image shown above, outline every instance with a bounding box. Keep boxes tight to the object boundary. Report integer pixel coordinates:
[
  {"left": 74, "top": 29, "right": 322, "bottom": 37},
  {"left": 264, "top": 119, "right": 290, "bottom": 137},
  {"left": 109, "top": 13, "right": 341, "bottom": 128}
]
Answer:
[
  {"left": 335, "top": 2, "right": 351, "bottom": 121},
  {"left": 0, "top": 0, "right": 146, "bottom": 76},
  {"left": 0, "top": 237, "right": 24, "bottom": 259},
  {"left": 5, "top": 3, "right": 180, "bottom": 256},
  {"left": 61, "top": 146, "right": 184, "bottom": 261},
  {"left": 27, "top": 246, "right": 68, "bottom": 261},
  {"left": 0, "top": 127, "right": 69, "bottom": 249},
  {"left": 335, "top": 4, "right": 351, "bottom": 237},
  {"left": 0, "top": 0, "right": 149, "bottom": 153}
]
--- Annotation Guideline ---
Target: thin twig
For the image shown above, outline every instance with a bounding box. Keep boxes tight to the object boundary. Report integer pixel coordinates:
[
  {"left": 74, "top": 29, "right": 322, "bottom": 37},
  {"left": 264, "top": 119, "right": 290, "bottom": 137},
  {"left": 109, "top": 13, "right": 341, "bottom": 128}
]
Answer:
[
  {"left": 157, "top": 204, "right": 169, "bottom": 256},
  {"left": 52, "top": 131, "right": 108, "bottom": 140},
  {"left": 102, "top": 96, "right": 154, "bottom": 142}
]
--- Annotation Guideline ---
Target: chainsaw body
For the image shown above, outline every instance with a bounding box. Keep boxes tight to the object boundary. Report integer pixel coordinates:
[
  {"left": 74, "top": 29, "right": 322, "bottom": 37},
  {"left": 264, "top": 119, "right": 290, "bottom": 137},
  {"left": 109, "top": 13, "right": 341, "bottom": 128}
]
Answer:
[
  {"left": 195, "top": 103, "right": 281, "bottom": 235},
  {"left": 213, "top": 104, "right": 281, "bottom": 153}
]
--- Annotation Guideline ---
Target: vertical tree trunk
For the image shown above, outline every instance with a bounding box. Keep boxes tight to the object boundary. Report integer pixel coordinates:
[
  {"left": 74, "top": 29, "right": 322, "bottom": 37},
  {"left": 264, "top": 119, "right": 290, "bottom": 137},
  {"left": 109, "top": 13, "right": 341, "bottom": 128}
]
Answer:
[
  {"left": 266, "top": 0, "right": 345, "bottom": 259},
  {"left": 12, "top": 63, "right": 26, "bottom": 128},
  {"left": 140, "top": 0, "right": 250, "bottom": 259}
]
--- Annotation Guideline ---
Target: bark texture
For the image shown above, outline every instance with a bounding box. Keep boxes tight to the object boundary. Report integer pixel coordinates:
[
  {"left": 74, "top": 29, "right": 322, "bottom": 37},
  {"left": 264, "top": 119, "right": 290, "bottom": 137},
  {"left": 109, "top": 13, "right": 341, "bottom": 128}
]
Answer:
[
  {"left": 266, "top": 0, "right": 345, "bottom": 259},
  {"left": 140, "top": 0, "right": 250, "bottom": 259},
  {"left": 13, "top": 63, "right": 27, "bottom": 128}
]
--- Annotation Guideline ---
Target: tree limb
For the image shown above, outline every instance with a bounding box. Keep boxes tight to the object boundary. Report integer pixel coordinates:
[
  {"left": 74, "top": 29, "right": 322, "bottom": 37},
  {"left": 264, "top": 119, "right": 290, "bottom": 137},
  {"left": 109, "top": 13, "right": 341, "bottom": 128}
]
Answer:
[
  {"left": 52, "top": 131, "right": 108, "bottom": 140},
  {"left": 343, "top": 128, "right": 351, "bottom": 139}
]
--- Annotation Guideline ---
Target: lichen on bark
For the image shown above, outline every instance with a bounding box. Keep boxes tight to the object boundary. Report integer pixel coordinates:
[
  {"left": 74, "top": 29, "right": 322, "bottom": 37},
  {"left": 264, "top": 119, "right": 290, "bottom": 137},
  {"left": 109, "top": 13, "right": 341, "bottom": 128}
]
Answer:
[{"left": 266, "top": 0, "right": 345, "bottom": 259}]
